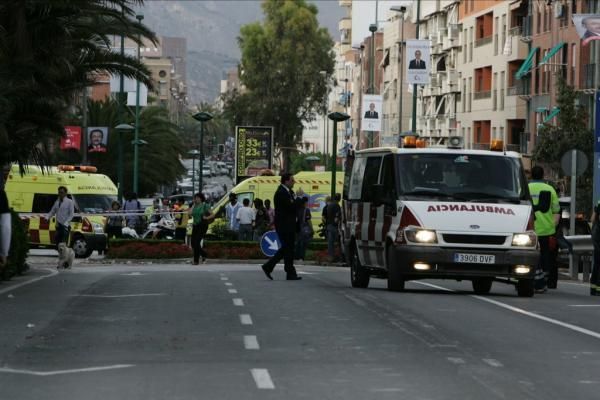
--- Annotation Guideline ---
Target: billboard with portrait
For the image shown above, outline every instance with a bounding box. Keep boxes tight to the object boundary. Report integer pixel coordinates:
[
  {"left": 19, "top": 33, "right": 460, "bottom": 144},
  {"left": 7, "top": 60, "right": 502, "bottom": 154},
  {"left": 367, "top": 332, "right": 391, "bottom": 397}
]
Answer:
[
  {"left": 406, "top": 39, "right": 431, "bottom": 85},
  {"left": 87, "top": 127, "right": 108, "bottom": 153},
  {"left": 361, "top": 94, "right": 383, "bottom": 132},
  {"left": 572, "top": 14, "right": 600, "bottom": 45},
  {"left": 61, "top": 126, "right": 82, "bottom": 151},
  {"left": 235, "top": 126, "right": 273, "bottom": 183}
]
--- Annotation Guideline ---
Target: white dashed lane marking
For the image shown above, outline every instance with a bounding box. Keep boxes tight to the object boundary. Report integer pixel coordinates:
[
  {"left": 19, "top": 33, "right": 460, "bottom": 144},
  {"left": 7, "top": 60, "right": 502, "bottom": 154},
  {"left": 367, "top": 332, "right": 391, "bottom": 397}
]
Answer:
[
  {"left": 225, "top": 282, "right": 233, "bottom": 286},
  {"left": 251, "top": 369, "right": 275, "bottom": 389},
  {"left": 244, "top": 335, "right": 260, "bottom": 350},
  {"left": 233, "top": 298, "right": 245, "bottom": 306},
  {"left": 228, "top": 289, "right": 238, "bottom": 294},
  {"left": 483, "top": 359, "right": 503, "bottom": 368},
  {"left": 240, "top": 314, "right": 253, "bottom": 325}
]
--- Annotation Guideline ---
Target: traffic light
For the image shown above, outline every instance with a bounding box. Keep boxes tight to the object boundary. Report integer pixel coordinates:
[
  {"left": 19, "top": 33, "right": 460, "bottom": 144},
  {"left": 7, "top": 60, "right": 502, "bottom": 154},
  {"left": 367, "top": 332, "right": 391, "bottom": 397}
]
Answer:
[{"left": 218, "top": 144, "right": 225, "bottom": 154}]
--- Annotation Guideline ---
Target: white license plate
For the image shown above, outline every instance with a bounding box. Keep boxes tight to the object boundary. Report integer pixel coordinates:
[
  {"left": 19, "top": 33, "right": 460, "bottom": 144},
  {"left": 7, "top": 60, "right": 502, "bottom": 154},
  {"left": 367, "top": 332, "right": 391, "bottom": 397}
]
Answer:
[{"left": 453, "top": 253, "right": 495, "bottom": 264}]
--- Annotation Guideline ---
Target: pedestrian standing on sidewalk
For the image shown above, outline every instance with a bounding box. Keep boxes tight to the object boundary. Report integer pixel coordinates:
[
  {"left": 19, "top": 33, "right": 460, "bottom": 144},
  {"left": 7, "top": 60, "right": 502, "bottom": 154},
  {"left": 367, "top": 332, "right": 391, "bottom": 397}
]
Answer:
[
  {"left": 253, "top": 198, "right": 268, "bottom": 241},
  {"left": 123, "top": 192, "right": 143, "bottom": 233},
  {"left": 46, "top": 186, "right": 74, "bottom": 248},
  {"left": 590, "top": 201, "right": 600, "bottom": 296},
  {"left": 106, "top": 201, "right": 123, "bottom": 239},
  {"left": 174, "top": 198, "right": 189, "bottom": 242},
  {"left": 0, "top": 189, "right": 11, "bottom": 268},
  {"left": 260, "top": 173, "right": 304, "bottom": 281},
  {"left": 528, "top": 166, "right": 560, "bottom": 293},
  {"left": 325, "top": 193, "right": 342, "bottom": 262},
  {"left": 265, "top": 199, "right": 275, "bottom": 230},
  {"left": 225, "top": 193, "right": 241, "bottom": 240},
  {"left": 236, "top": 198, "right": 255, "bottom": 241},
  {"left": 188, "top": 192, "right": 214, "bottom": 265},
  {"left": 295, "top": 196, "right": 313, "bottom": 260}
]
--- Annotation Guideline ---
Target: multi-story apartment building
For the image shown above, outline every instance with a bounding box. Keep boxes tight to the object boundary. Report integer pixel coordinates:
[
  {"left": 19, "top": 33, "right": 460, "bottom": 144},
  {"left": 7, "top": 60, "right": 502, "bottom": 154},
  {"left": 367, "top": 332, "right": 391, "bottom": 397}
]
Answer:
[
  {"left": 516, "top": 0, "right": 597, "bottom": 153},
  {"left": 455, "top": 0, "right": 528, "bottom": 151},
  {"left": 413, "top": 1, "right": 461, "bottom": 145},
  {"left": 381, "top": 9, "right": 417, "bottom": 145}
]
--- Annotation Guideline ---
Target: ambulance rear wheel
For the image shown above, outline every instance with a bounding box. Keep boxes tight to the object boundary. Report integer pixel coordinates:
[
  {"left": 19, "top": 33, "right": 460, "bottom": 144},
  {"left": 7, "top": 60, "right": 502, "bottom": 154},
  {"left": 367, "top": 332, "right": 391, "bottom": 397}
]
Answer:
[
  {"left": 349, "top": 243, "right": 369, "bottom": 288},
  {"left": 516, "top": 279, "right": 535, "bottom": 297},
  {"left": 72, "top": 235, "right": 93, "bottom": 258},
  {"left": 386, "top": 246, "right": 405, "bottom": 292},
  {"left": 472, "top": 278, "right": 493, "bottom": 294}
]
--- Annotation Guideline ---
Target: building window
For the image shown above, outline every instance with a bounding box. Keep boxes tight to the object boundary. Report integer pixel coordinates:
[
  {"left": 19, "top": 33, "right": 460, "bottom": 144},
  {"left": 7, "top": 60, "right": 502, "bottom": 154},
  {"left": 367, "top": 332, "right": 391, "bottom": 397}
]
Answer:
[
  {"left": 500, "top": 126, "right": 505, "bottom": 141},
  {"left": 462, "top": 78, "right": 467, "bottom": 112},
  {"left": 493, "top": 127, "right": 497, "bottom": 139},
  {"left": 494, "top": 16, "right": 499, "bottom": 55},
  {"left": 537, "top": 10, "right": 541, "bottom": 34},
  {"left": 571, "top": 43, "right": 576, "bottom": 85},
  {"left": 474, "top": 66, "right": 492, "bottom": 99},
  {"left": 468, "top": 77, "right": 472, "bottom": 112},
  {"left": 534, "top": 51, "right": 540, "bottom": 94},
  {"left": 501, "top": 14, "right": 506, "bottom": 51},
  {"left": 493, "top": 72, "right": 498, "bottom": 111},
  {"left": 463, "top": 29, "right": 468, "bottom": 63},
  {"left": 469, "top": 27, "right": 474, "bottom": 61},
  {"left": 500, "top": 71, "right": 505, "bottom": 111}
]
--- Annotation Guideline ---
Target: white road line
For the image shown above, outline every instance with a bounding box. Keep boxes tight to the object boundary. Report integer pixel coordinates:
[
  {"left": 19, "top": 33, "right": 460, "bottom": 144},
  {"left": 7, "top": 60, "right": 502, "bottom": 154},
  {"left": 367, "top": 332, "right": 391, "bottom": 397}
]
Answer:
[
  {"left": 415, "top": 281, "right": 600, "bottom": 341},
  {"left": 240, "top": 314, "right": 253, "bottom": 325},
  {"left": 228, "top": 289, "right": 238, "bottom": 294},
  {"left": 250, "top": 369, "right": 275, "bottom": 389},
  {"left": 0, "top": 268, "right": 58, "bottom": 295},
  {"left": 221, "top": 277, "right": 229, "bottom": 281},
  {"left": 233, "top": 298, "right": 244, "bottom": 306},
  {"left": 74, "top": 293, "right": 166, "bottom": 298},
  {"left": 225, "top": 282, "right": 233, "bottom": 286},
  {"left": 244, "top": 335, "right": 260, "bottom": 350},
  {"left": 569, "top": 305, "right": 600, "bottom": 307},
  {"left": 0, "top": 364, "right": 134, "bottom": 376},
  {"left": 483, "top": 359, "right": 503, "bottom": 368},
  {"left": 447, "top": 357, "right": 465, "bottom": 364}
]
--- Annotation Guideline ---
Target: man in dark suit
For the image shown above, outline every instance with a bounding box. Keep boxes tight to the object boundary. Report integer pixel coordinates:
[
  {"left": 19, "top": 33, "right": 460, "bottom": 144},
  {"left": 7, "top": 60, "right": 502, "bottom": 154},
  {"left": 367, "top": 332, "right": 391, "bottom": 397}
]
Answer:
[
  {"left": 261, "top": 173, "right": 303, "bottom": 281},
  {"left": 408, "top": 50, "right": 426, "bottom": 69},
  {"left": 364, "top": 103, "right": 378, "bottom": 119},
  {"left": 88, "top": 128, "right": 107, "bottom": 153}
]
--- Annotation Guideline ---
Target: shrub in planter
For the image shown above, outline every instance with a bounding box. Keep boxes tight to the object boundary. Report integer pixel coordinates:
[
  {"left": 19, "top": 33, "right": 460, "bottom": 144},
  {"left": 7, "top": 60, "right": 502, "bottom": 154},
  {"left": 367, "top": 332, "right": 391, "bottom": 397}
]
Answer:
[
  {"left": 208, "top": 220, "right": 238, "bottom": 241},
  {"left": 1, "top": 210, "right": 30, "bottom": 280},
  {"left": 106, "top": 239, "right": 192, "bottom": 259}
]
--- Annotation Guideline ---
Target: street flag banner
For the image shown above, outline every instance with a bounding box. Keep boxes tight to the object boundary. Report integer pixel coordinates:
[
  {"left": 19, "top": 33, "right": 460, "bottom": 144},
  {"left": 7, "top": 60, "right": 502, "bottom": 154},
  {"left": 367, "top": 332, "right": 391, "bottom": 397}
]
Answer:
[
  {"left": 572, "top": 14, "right": 600, "bottom": 46},
  {"left": 87, "top": 127, "right": 108, "bottom": 153},
  {"left": 361, "top": 94, "right": 383, "bottom": 132},
  {"left": 126, "top": 84, "right": 148, "bottom": 107},
  {"left": 235, "top": 126, "right": 273, "bottom": 184},
  {"left": 406, "top": 39, "right": 431, "bottom": 85},
  {"left": 61, "top": 126, "right": 81, "bottom": 151}
]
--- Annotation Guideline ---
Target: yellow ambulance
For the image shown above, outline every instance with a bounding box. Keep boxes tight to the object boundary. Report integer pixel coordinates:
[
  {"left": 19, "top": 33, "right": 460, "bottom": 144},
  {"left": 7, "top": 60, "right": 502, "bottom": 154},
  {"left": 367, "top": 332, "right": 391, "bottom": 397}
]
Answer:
[
  {"left": 209, "top": 171, "right": 344, "bottom": 234},
  {"left": 5, "top": 164, "right": 117, "bottom": 258}
]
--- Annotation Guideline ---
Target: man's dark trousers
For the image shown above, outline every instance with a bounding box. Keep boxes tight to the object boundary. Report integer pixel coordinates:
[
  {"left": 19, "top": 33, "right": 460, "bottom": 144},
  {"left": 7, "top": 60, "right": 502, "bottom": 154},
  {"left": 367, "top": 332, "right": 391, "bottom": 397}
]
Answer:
[{"left": 264, "top": 228, "right": 296, "bottom": 276}]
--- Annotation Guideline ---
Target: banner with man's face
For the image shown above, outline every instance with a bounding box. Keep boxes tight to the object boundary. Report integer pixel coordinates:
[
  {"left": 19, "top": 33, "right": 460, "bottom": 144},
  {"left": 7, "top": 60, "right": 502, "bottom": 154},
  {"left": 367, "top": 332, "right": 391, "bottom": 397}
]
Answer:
[
  {"left": 572, "top": 14, "right": 600, "bottom": 45},
  {"left": 60, "top": 126, "right": 81, "bottom": 151},
  {"left": 87, "top": 127, "right": 108, "bottom": 153},
  {"left": 361, "top": 94, "right": 382, "bottom": 132},
  {"left": 406, "top": 39, "right": 431, "bottom": 85}
]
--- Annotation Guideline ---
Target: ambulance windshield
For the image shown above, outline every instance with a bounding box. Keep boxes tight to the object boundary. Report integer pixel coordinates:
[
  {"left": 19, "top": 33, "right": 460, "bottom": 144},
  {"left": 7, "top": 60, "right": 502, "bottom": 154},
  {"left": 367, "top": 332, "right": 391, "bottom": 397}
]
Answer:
[
  {"left": 396, "top": 153, "right": 527, "bottom": 202},
  {"left": 73, "top": 194, "right": 118, "bottom": 213}
]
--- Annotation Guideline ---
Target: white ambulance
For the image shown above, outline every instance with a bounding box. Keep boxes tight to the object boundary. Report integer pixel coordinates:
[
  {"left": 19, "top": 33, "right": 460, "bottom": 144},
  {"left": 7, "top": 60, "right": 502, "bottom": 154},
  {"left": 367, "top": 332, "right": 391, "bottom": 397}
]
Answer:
[{"left": 342, "top": 139, "right": 539, "bottom": 297}]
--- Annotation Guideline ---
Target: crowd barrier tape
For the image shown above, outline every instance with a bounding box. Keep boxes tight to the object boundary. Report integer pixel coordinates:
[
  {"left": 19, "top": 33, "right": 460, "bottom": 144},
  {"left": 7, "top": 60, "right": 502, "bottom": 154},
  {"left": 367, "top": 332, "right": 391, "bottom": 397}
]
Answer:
[{"left": 17, "top": 210, "right": 193, "bottom": 219}]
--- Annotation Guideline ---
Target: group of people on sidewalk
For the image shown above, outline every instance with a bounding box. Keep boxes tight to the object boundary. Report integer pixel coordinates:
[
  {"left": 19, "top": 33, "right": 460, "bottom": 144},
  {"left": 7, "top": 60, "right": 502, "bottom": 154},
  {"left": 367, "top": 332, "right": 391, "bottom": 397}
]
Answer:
[{"left": 224, "top": 194, "right": 274, "bottom": 242}]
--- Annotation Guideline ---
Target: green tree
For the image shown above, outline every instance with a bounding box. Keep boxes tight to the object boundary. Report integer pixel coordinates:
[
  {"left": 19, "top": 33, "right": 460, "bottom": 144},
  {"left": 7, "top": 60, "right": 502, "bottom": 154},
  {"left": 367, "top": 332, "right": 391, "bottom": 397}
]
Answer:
[
  {"left": 224, "top": 0, "right": 334, "bottom": 170},
  {"left": 52, "top": 98, "right": 185, "bottom": 196},
  {"left": 0, "top": 0, "right": 155, "bottom": 170},
  {"left": 180, "top": 103, "right": 232, "bottom": 157},
  {"left": 532, "top": 76, "right": 593, "bottom": 213}
]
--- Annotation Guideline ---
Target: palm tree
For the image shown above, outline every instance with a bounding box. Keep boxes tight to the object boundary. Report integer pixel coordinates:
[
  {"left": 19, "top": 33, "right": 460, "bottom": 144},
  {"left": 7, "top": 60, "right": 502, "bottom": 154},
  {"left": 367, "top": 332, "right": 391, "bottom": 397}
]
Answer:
[{"left": 0, "top": 0, "right": 156, "bottom": 171}]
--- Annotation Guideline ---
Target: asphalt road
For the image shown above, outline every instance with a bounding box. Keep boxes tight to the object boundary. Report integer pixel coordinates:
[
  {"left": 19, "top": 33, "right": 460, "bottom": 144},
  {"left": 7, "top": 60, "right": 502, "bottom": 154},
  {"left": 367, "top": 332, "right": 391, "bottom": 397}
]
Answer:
[{"left": 0, "top": 262, "right": 599, "bottom": 400}]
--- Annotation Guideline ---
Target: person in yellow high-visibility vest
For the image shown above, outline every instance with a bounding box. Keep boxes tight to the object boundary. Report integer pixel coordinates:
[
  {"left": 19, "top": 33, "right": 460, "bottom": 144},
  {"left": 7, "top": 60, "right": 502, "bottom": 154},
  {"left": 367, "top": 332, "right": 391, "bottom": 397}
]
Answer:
[
  {"left": 174, "top": 198, "right": 189, "bottom": 242},
  {"left": 528, "top": 166, "right": 560, "bottom": 293}
]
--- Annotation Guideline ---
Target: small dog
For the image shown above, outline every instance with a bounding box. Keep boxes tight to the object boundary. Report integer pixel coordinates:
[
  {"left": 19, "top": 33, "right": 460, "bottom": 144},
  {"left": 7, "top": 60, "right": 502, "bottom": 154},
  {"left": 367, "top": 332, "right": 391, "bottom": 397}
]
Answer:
[{"left": 57, "top": 242, "right": 75, "bottom": 269}]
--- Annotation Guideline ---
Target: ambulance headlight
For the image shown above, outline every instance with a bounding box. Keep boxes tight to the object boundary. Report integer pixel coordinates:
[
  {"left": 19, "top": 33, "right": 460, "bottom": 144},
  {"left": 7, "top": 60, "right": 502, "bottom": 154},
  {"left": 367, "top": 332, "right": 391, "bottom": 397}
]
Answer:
[
  {"left": 92, "top": 222, "right": 104, "bottom": 234},
  {"left": 405, "top": 228, "right": 437, "bottom": 244},
  {"left": 511, "top": 232, "right": 536, "bottom": 247}
]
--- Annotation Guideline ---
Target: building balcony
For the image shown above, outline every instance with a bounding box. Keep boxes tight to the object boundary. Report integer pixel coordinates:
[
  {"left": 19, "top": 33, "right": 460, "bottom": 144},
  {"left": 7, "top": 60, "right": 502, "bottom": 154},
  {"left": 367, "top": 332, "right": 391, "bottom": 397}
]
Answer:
[
  {"left": 474, "top": 36, "right": 493, "bottom": 48},
  {"left": 473, "top": 91, "right": 491, "bottom": 100},
  {"left": 339, "top": 17, "right": 351, "bottom": 32},
  {"left": 339, "top": 0, "right": 352, "bottom": 7},
  {"left": 507, "top": 84, "right": 529, "bottom": 96}
]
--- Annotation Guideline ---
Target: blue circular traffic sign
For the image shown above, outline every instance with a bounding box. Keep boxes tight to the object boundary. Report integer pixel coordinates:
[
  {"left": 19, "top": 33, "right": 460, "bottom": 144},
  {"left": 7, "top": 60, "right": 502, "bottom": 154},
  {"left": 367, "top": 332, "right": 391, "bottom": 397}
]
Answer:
[{"left": 260, "top": 231, "right": 281, "bottom": 257}]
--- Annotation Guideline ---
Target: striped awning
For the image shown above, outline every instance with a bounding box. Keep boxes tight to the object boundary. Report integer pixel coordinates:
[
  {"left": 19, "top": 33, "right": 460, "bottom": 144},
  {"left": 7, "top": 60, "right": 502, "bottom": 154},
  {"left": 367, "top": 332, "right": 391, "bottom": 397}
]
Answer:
[
  {"left": 543, "top": 107, "right": 561, "bottom": 123},
  {"left": 515, "top": 47, "right": 539, "bottom": 80},
  {"left": 539, "top": 42, "right": 565, "bottom": 66}
]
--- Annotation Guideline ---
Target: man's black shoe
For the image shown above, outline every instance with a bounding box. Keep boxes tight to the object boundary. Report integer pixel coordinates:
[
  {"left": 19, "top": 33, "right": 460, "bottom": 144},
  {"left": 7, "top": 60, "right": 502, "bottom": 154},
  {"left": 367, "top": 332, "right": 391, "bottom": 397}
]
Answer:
[
  {"left": 286, "top": 275, "right": 302, "bottom": 281},
  {"left": 261, "top": 265, "right": 273, "bottom": 280}
]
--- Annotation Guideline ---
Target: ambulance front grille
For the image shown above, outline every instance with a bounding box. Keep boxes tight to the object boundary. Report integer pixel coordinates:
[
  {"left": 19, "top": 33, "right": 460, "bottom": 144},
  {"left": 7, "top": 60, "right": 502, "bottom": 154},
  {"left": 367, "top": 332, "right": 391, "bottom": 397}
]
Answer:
[{"left": 442, "top": 234, "right": 507, "bottom": 245}]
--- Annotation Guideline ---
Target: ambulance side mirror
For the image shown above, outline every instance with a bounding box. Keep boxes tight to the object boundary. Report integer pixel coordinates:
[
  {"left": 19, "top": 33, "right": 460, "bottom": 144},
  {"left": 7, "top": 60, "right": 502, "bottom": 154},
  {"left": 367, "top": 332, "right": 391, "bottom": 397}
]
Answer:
[{"left": 533, "top": 190, "right": 551, "bottom": 214}]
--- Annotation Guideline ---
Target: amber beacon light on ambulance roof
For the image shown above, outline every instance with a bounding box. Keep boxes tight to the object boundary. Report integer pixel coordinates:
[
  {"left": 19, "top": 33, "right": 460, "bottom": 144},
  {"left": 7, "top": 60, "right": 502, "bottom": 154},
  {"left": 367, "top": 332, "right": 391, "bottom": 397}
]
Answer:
[{"left": 57, "top": 165, "right": 98, "bottom": 173}]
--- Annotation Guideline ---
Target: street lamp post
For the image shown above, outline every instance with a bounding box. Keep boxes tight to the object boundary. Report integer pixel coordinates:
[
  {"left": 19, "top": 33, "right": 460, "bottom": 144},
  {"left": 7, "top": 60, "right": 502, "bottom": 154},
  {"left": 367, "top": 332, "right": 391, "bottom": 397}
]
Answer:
[
  {"left": 133, "top": 14, "right": 143, "bottom": 194},
  {"left": 192, "top": 111, "right": 213, "bottom": 193},
  {"left": 114, "top": 123, "right": 134, "bottom": 202},
  {"left": 411, "top": 0, "right": 421, "bottom": 134},
  {"left": 391, "top": 6, "right": 407, "bottom": 145},
  {"left": 328, "top": 112, "right": 350, "bottom": 198},
  {"left": 188, "top": 149, "right": 200, "bottom": 195},
  {"left": 367, "top": 23, "right": 378, "bottom": 148}
]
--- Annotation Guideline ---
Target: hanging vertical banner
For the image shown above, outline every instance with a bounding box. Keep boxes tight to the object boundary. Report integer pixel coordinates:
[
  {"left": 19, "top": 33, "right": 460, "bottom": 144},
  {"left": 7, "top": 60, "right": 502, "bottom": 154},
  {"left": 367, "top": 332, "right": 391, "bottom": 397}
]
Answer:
[
  {"left": 593, "top": 92, "right": 600, "bottom": 205},
  {"left": 61, "top": 126, "right": 82, "bottom": 150},
  {"left": 235, "top": 126, "right": 273, "bottom": 183},
  {"left": 87, "top": 127, "right": 108, "bottom": 153},
  {"left": 572, "top": 14, "right": 600, "bottom": 46},
  {"left": 406, "top": 39, "right": 431, "bottom": 85},
  {"left": 361, "top": 94, "right": 383, "bottom": 132}
]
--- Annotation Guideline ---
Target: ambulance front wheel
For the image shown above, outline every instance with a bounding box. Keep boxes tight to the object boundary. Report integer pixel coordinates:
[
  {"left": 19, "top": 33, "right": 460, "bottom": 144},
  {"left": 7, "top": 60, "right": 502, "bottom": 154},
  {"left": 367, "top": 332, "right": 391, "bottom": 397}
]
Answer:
[
  {"left": 72, "top": 235, "right": 93, "bottom": 258},
  {"left": 516, "top": 279, "right": 535, "bottom": 297},
  {"left": 349, "top": 242, "right": 369, "bottom": 288},
  {"left": 386, "top": 246, "right": 405, "bottom": 292}
]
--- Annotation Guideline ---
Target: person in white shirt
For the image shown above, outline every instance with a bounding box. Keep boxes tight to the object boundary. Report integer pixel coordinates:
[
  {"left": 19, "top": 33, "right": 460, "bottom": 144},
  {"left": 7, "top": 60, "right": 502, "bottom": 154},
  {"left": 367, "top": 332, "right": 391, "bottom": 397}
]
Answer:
[
  {"left": 225, "top": 193, "right": 242, "bottom": 238},
  {"left": 0, "top": 189, "right": 11, "bottom": 267},
  {"left": 46, "top": 186, "right": 75, "bottom": 247},
  {"left": 236, "top": 198, "right": 255, "bottom": 241}
]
